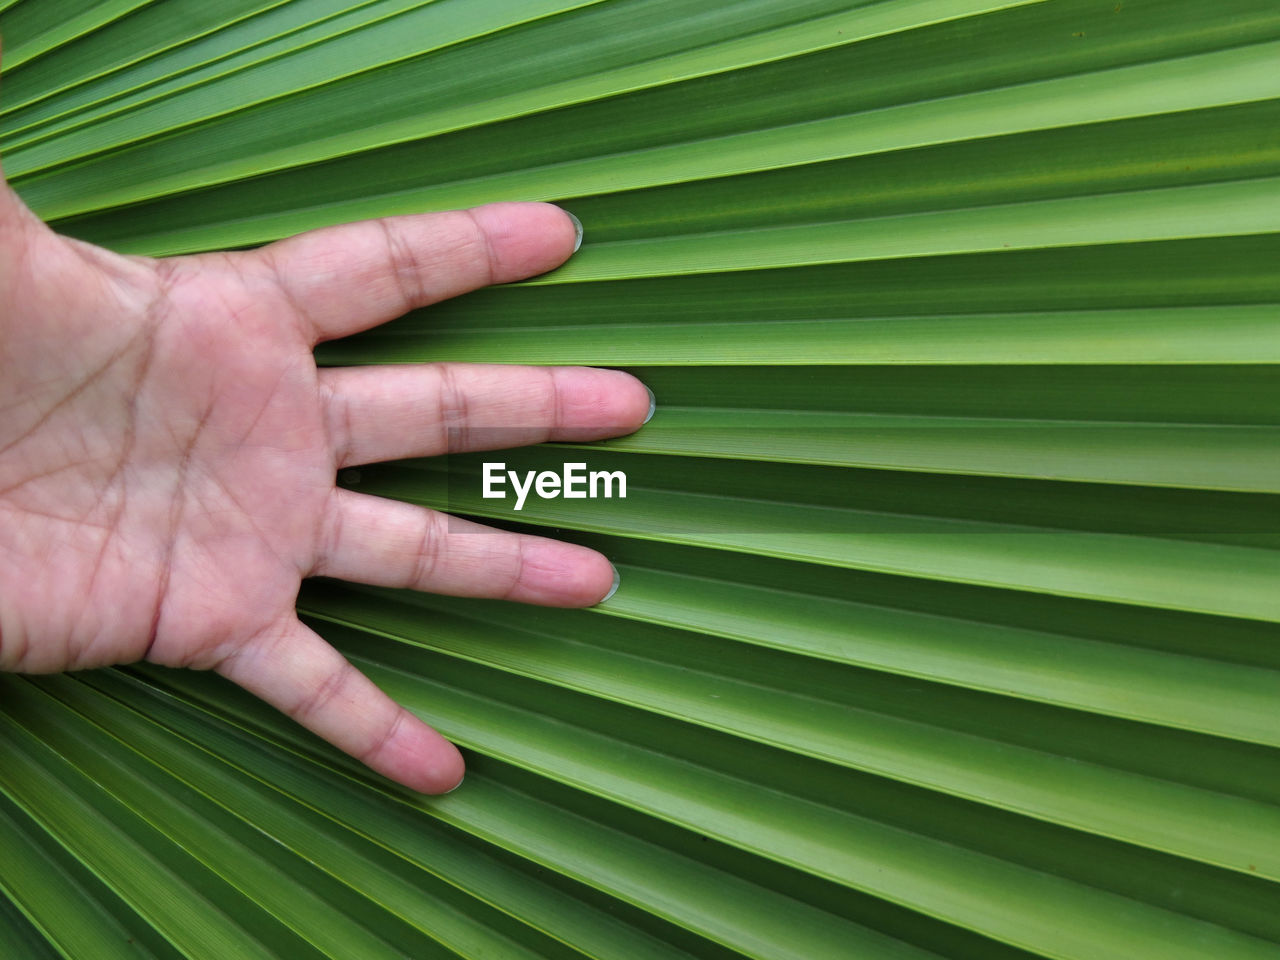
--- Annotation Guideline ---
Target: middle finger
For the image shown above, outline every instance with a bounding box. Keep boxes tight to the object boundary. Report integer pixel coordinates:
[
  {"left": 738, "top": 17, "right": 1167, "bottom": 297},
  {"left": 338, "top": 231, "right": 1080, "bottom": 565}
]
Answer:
[{"left": 319, "top": 362, "right": 652, "bottom": 467}]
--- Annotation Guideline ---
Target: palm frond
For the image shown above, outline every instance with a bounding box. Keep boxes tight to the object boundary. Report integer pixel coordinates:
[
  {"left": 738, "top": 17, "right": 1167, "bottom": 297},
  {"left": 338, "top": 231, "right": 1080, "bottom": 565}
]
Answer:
[{"left": 2, "top": 1, "right": 1279, "bottom": 958}]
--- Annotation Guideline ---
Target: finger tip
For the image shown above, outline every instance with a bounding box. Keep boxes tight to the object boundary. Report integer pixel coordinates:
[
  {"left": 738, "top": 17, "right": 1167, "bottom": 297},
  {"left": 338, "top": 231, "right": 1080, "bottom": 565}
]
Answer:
[
  {"left": 424, "top": 732, "right": 467, "bottom": 792},
  {"left": 572, "top": 548, "right": 620, "bottom": 607},
  {"left": 557, "top": 547, "right": 618, "bottom": 607},
  {"left": 511, "top": 540, "right": 618, "bottom": 607},
  {"left": 565, "top": 368, "right": 654, "bottom": 435},
  {"left": 563, "top": 209, "right": 583, "bottom": 252},
  {"left": 414, "top": 744, "right": 466, "bottom": 795},
  {"left": 469, "top": 202, "right": 579, "bottom": 279},
  {"left": 600, "top": 564, "right": 621, "bottom": 604},
  {"left": 619, "top": 375, "right": 655, "bottom": 431},
  {"left": 550, "top": 205, "right": 582, "bottom": 259},
  {"left": 534, "top": 203, "right": 582, "bottom": 255},
  {"left": 434, "top": 736, "right": 467, "bottom": 789},
  {"left": 432, "top": 763, "right": 467, "bottom": 796},
  {"left": 379, "top": 717, "right": 466, "bottom": 794}
]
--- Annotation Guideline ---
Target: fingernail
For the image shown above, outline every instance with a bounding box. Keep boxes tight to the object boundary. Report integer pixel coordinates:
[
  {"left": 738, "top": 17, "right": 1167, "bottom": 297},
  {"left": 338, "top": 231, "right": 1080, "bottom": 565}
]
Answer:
[
  {"left": 643, "top": 386, "right": 656, "bottom": 424},
  {"left": 601, "top": 565, "right": 620, "bottom": 603},
  {"left": 442, "top": 776, "right": 465, "bottom": 794},
  {"left": 566, "top": 211, "right": 583, "bottom": 253}
]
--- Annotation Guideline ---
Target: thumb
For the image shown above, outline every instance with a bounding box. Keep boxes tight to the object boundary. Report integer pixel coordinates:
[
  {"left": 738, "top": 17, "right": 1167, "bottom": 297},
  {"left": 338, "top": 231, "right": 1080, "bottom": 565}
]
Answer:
[
  {"left": 0, "top": 45, "right": 47, "bottom": 247},
  {"left": 216, "top": 618, "right": 466, "bottom": 794},
  {"left": 0, "top": 158, "right": 61, "bottom": 295},
  {"left": 0, "top": 169, "right": 33, "bottom": 231}
]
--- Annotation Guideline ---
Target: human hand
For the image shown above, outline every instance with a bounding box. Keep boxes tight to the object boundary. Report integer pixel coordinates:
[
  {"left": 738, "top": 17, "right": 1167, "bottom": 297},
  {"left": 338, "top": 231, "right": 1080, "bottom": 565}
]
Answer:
[{"left": 0, "top": 169, "right": 651, "bottom": 794}]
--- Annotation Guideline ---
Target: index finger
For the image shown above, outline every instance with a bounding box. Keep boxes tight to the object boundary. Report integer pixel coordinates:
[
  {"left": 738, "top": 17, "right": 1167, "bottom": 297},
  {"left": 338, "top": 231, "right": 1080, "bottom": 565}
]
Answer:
[{"left": 256, "top": 202, "right": 580, "bottom": 344}]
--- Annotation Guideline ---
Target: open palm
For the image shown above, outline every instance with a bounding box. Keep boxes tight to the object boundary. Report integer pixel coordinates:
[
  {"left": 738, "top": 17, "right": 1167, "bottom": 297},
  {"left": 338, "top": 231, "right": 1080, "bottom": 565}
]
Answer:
[{"left": 0, "top": 178, "right": 650, "bottom": 793}]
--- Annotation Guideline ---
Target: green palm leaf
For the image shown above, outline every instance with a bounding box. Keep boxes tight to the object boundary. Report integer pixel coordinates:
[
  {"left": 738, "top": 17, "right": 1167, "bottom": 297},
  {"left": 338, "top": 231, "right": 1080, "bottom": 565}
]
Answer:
[{"left": 2, "top": 1, "right": 1278, "bottom": 958}]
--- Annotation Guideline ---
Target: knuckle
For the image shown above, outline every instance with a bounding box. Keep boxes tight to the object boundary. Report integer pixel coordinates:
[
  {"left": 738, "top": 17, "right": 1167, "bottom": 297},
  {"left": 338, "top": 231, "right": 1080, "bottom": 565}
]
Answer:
[
  {"left": 543, "top": 367, "right": 567, "bottom": 427},
  {"left": 407, "top": 510, "right": 446, "bottom": 589},
  {"left": 376, "top": 219, "right": 427, "bottom": 311},
  {"left": 360, "top": 709, "right": 406, "bottom": 768},
  {"left": 458, "top": 209, "right": 498, "bottom": 287},
  {"left": 501, "top": 537, "right": 529, "bottom": 601},
  {"left": 435, "top": 363, "right": 470, "bottom": 453},
  {"left": 313, "top": 488, "right": 348, "bottom": 577},
  {"left": 292, "top": 662, "right": 351, "bottom": 726},
  {"left": 320, "top": 376, "right": 354, "bottom": 468}
]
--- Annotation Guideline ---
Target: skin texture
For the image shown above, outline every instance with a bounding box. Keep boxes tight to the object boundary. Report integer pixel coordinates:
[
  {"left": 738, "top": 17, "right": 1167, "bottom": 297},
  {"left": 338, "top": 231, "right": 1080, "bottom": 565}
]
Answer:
[{"left": 0, "top": 170, "right": 650, "bottom": 794}]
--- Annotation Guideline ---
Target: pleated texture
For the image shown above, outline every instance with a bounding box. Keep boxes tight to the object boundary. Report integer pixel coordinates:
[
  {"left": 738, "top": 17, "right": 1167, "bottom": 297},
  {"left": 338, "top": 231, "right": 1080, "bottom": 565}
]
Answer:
[{"left": 2, "top": 1, "right": 1279, "bottom": 957}]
